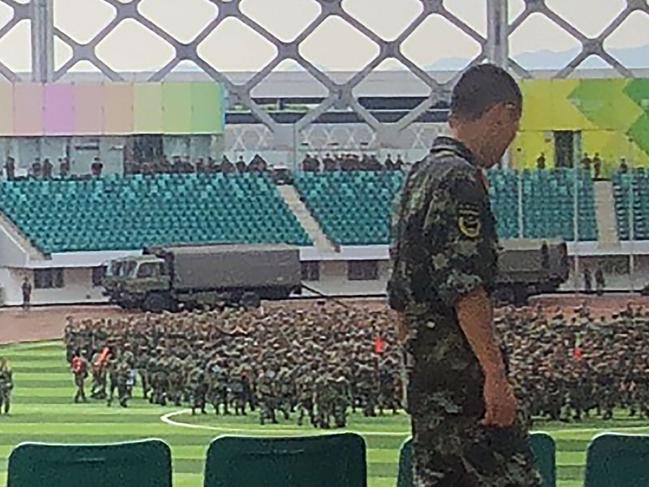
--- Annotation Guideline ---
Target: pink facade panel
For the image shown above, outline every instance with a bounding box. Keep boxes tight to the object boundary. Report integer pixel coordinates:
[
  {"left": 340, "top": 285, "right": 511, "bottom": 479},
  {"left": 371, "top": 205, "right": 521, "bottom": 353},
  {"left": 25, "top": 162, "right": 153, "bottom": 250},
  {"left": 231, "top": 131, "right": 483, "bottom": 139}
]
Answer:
[{"left": 44, "top": 84, "right": 75, "bottom": 135}]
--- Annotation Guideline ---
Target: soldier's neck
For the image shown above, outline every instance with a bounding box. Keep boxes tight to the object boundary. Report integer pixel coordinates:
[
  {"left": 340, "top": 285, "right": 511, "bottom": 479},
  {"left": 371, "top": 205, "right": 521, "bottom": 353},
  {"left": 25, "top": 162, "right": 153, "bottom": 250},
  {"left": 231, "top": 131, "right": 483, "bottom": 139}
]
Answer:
[{"left": 448, "top": 127, "right": 488, "bottom": 169}]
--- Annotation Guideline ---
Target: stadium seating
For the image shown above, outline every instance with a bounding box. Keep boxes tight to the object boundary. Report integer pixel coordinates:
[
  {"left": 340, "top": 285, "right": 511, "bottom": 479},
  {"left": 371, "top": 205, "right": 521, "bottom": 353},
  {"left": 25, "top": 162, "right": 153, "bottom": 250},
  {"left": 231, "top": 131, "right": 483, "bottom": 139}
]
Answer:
[
  {"left": 612, "top": 170, "right": 649, "bottom": 240},
  {"left": 0, "top": 173, "right": 311, "bottom": 253},
  {"left": 294, "top": 171, "right": 404, "bottom": 245},
  {"left": 7, "top": 439, "right": 172, "bottom": 487},
  {"left": 295, "top": 169, "right": 597, "bottom": 246},
  {"left": 487, "top": 168, "right": 521, "bottom": 239},
  {"left": 203, "top": 433, "right": 367, "bottom": 487},
  {"left": 583, "top": 433, "right": 649, "bottom": 487},
  {"left": 489, "top": 169, "right": 598, "bottom": 241},
  {"left": 397, "top": 433, "right": 556, "bottom": 487}
]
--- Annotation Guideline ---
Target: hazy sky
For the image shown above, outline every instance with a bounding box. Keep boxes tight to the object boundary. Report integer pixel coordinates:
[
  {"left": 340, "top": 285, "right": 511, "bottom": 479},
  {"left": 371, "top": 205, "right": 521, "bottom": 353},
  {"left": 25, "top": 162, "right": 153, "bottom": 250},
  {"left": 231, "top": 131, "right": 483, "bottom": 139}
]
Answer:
[{"left": 0, "top": 0, "right": 646, "bottom": 73}]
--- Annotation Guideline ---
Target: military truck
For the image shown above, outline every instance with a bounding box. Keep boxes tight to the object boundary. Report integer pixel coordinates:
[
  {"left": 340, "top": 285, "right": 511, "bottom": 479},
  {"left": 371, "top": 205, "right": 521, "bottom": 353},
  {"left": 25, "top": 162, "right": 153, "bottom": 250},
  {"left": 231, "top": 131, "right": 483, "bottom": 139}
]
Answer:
[
  {"left": 494, "top": 239, "right": 569, "bottom": 305},
  {"left": 102, "top": 244, "right": 302, "bottom": 312}
]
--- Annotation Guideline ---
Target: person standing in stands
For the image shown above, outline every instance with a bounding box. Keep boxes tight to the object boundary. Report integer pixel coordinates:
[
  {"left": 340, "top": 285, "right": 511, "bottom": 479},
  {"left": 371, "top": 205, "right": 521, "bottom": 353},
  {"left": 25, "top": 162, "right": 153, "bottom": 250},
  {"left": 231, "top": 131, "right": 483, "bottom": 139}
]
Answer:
[
  {"left": 536, "top": 152, "right": 546, "bottom": 170},
  {"left": 593, "top": 153, "right": 602, "bottom": 179},
  {"left": 221, "top": 156, "right": 236, "bottom": 174},
  {"left": 388, "top": 64, "right": 542, "bottom": 486},
  {"left": 583, "top": 267, "right": 593, "bottom": 294},
  {"left": 4, "top": 157, "right": 15, "bottom": 181},
  {"left": 21, "top": 276, "right": 32, "bottom": 311},
  {"left": 91, "top": 157, "right": 103, "bottom": 177},
  {"left": 236, "top": 156, "right": 247, "bottom": 173},
  {"left": 619, "top": 157, "right": 629, "bottom": 174},
  {"left": 595, "top": 266, "right": 606, "bottom": 296},
  {"left": 581, "top": 153, "right": 592, "bottom": 174},
  {"left": 42, "top": 158, "right": 53, "bottom": 179},
  {"left": 30, "top": 158, "right": 42, "bottom": 179}
]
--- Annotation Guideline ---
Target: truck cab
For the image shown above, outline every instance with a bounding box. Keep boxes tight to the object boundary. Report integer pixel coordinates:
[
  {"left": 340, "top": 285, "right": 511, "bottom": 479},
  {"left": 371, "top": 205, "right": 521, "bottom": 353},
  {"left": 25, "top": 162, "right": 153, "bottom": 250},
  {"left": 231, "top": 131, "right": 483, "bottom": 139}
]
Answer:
[{"left": 102, "top": 256, "right": 171, "bottom": 310}]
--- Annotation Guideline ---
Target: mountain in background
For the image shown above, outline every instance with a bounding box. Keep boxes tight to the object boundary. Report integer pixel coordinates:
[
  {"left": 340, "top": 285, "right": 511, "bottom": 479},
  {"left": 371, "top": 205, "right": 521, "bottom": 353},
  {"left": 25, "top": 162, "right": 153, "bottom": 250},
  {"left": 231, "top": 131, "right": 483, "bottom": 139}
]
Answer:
[{"left": 427, "top": 45, "right": 649, "bottom": 71}]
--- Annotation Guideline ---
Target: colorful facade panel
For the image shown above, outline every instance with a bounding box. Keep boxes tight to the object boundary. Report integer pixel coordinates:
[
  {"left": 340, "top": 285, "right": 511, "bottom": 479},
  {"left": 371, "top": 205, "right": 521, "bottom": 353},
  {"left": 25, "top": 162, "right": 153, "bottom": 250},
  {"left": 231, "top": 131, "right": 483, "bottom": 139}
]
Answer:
[
  {"left": 0, "top": 82, "right": 225, "bottom": 137},
  {"left": 514, "top": 78, "right": 649, "bottom": 174}
]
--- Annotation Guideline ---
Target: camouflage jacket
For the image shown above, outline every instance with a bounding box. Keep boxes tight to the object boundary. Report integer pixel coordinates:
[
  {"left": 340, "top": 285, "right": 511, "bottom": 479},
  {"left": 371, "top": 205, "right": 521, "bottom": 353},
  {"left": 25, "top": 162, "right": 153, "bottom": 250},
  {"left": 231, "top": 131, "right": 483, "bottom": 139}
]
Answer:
[
  {"left": 388, "top": 136, "right": 498, "bottom": 317},
  {"left": 387, "top": 136, "right": 499, "bottom": 416}
]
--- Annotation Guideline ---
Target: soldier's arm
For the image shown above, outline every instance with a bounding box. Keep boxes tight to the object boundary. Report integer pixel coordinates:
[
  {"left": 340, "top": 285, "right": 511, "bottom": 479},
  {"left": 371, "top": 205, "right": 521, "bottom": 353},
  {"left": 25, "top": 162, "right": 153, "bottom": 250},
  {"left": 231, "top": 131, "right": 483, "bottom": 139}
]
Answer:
[
  {"left": 425, "top": 170, "right": 515, "bottom": 426},
  {"left": 456, "top": 289, "right": 507, "bottom": 381}
]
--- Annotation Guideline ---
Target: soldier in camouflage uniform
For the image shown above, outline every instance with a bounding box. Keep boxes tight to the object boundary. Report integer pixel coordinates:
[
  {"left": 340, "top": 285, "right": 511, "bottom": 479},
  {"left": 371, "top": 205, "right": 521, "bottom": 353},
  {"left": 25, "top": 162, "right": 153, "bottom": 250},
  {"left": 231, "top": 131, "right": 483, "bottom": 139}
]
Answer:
[
  {"left": 295, "top": 365, "right": 316, "bottom": 426},
  {"left": 276, "top": 365, "right": 293, "bottom": 420},
  {"left": 136, "top": 346, "right": 151, "bottom": 399},
  {"left": 115, "top": 360, "right": 131, "bottom": 408},
  {"left": 167, "top": 354, "right": 185, "bottom": 407},
  {"left": 388, "top": 65, "right": 542, "bottom": 486},
  {"left": 0, "top": 357, "right": 13, "bottom": 415},
  {"left": 257, "top": 368, "right": 278, "bottom": 425},
  {"left": 229, "top": 363, "right": 248, "bottom": 416},
  {"left": 208, "top": 359, "right": 230, "bottom": 415},
  {"left": 314, "top": 368, "right": 334, "bottom": 429},
  {"left": 332, "top": 367, "right": 351, "bottom": 428},
  {"left": 188, "top": 360, "right": 207, "bottom": 416},
  {"left": 90, "top": 349, "right": 107, "bottom": 399}
]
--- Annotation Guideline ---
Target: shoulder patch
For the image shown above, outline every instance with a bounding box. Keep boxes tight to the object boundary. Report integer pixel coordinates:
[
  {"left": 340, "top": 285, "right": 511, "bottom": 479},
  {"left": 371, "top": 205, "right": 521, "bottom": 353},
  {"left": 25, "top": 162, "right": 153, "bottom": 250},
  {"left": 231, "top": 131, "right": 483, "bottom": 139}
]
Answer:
[{"left": 458, "top": 203, "right": 481, "bottom": 238}]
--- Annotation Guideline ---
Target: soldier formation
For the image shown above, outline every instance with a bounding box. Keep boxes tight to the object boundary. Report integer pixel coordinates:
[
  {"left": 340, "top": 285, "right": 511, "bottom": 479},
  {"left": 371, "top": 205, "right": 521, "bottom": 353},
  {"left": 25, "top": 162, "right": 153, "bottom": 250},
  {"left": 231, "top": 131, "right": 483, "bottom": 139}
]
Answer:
[
  {"left": 63, "top": 303, "right": 401, "bottom": 428},
  {"left": 502, "top": 302, "right": 649, "bottom": 424},
  {"left": 61, "top": 301, "right": 649, "bottom": 427}
]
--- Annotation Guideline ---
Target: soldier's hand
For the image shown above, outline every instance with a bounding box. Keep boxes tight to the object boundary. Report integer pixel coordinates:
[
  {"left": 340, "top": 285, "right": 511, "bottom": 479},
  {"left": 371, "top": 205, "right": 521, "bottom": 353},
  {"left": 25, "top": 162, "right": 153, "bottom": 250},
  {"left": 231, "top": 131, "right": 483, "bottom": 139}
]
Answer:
[
  {"left": 481, "top": 375, "right": 518, "bottom": 428},
  {"left": 396, "top": 313, "right": 409, "bottom": 344}
]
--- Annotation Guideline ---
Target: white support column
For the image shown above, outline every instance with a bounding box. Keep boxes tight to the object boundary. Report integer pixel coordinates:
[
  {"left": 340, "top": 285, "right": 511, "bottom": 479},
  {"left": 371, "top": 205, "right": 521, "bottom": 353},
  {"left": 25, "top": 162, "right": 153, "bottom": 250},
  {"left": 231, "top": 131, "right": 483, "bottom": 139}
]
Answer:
[
  {"left": 486, "top": 0, "right": 509, "bottom": 69},
  {"left": 30, "top": 0, "right": 54, "bottom": 82}
]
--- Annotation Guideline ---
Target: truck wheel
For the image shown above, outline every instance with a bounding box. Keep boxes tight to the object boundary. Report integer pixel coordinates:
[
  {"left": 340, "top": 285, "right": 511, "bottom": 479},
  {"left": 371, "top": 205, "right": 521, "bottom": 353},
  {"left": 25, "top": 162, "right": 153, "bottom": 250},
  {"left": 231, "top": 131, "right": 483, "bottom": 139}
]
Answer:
[
  {"left": 143, "top": 293, "right": 168, "bottom": 313},
  {"left": 241, "top": 292, "right": 261, "bottom": 309}
]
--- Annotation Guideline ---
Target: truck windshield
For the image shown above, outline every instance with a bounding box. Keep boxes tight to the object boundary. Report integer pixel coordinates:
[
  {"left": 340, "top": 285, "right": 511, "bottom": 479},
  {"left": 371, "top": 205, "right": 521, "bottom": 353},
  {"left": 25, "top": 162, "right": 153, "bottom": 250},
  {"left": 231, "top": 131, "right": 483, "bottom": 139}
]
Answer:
[
  {"left": 107, "top": 261, "right": 122, "bottom": 277},
  {"left": 137, "top": 262, "right": 160, "bottom": 278}
]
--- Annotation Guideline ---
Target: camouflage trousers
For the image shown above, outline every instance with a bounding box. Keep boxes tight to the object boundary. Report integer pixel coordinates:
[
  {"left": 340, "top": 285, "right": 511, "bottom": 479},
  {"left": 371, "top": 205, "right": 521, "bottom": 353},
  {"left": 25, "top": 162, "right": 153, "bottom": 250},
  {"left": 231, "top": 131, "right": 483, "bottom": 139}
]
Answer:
[
  {"left": 0, "top": 385, "right": 11, "bottom": 414},
  {"left": 404, "top": 314, "right": 542, "bottom": 487},
  {"left": 411, "top": 411, "right": 542, "bottom": 487}
]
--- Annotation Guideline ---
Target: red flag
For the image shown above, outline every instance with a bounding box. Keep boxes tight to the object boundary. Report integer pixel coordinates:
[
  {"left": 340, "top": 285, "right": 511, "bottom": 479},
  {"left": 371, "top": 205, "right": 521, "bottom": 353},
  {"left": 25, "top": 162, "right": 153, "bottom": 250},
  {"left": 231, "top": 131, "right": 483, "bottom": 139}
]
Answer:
[
  {"left": 573, "top": 346, "right": 583, "bottom": 361},
  {"left": 374, "top": 336, "right": 386, "bottom": 354}
]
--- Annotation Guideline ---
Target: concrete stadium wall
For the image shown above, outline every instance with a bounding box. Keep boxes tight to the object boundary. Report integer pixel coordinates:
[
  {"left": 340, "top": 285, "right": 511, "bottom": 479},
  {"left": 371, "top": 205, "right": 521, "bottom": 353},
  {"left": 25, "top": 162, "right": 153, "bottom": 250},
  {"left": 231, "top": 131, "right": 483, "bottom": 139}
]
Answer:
[{"left": 0, "top": 267, "right": 106, "bottom": 306}]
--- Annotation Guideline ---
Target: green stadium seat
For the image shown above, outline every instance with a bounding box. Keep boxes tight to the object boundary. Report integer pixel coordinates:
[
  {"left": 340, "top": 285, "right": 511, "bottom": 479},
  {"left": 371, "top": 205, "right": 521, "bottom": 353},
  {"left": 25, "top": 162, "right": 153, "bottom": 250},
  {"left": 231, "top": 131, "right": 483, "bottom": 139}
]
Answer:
[
  {"left": 397, "top": 432, "right": 556, "bottom": 487},
  {"left": 7, "top": 439, "right": 172, "bottom": 487},
  {"left": 583, "top": 433, "right": 649, "bottom": 487},
  {"left": 203, "top": 433, "right": 367, "bottom": 487}
]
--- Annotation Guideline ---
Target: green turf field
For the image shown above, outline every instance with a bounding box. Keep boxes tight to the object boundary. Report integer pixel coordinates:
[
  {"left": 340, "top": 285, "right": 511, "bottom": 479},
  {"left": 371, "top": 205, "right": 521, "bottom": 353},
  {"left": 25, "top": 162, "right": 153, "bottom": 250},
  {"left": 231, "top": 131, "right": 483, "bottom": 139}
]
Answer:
[{"left": 1, "top": 341, "right": 649, "bottom": 487}]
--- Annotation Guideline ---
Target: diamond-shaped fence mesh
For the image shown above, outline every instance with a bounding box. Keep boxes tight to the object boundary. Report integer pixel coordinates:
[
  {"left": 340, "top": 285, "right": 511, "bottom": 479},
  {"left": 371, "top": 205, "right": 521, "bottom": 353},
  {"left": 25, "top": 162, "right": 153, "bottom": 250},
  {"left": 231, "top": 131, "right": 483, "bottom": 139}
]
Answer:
[{"left": 0, "top": 0, "right": 645, "bottom": 155}]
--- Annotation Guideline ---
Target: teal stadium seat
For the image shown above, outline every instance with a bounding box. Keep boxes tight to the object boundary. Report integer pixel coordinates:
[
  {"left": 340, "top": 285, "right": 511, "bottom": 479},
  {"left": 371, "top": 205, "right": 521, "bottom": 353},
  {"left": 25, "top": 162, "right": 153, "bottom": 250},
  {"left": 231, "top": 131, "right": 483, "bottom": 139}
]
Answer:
[
  {"left": 294, "top": 171, "right": 404, "bottom": 245},
  {"left": 203, "top": 433, "right": 367, "bottom": 487},
  {"left": 612, "top": 171, "right": 649, "bottom": 240},
  {"left": 397, "top": 432, "right": 556, "bottom": 487},
  {"left": 583, "top": 433, "right": 649, "bottom": 487},
  {"left": 7, "top": 439, "right": 172, "bottom": 487},
  {"left": 0, "top": 174, "right": 311, "bottom": 253}
]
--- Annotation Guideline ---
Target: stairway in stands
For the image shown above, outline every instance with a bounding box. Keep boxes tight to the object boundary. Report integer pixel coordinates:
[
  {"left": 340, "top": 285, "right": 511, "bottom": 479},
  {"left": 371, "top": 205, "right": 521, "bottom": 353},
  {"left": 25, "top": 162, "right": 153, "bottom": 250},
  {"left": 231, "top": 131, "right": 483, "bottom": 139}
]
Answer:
[
  {"left": 594, "top": 180, "right": 620, "bottom": 247},
  {"left": 277, "top": 185, "right": 337, "bottom": 252}
]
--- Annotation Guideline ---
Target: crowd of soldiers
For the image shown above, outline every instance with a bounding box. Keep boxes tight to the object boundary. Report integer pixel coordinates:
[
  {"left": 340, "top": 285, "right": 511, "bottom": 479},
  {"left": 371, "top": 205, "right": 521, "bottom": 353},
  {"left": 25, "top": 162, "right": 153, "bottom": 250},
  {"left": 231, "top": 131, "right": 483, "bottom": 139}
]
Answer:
[
  {"left": 302, "top": 153, "right": 405, "bottom": 172},
  {"left": 502, "top": 302, "right": 649, "bottom": 423},
  {"left": 125, "top": 154, "right": 270, "bottom": 176},
  {"left": 61, "top": 300, "right": 649, "bottom": 427},
  {"left": 64, "top": 304, "right": 400, "bottom": 428}
]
